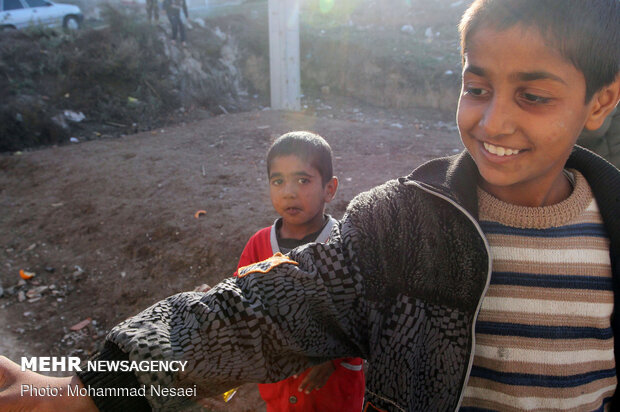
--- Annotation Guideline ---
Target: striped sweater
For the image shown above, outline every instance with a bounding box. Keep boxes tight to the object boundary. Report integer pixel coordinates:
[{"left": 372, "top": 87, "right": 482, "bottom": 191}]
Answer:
[{"left": 461, "top": 170, "right": 616, "bottom": 411}]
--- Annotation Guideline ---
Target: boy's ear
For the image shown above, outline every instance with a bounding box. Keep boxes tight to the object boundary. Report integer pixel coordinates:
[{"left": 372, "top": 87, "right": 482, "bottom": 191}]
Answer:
[
  {"left": 584, "top": 74, "right": 620, "bottom": 131},
  {"left": 324, "top": 177, "right": 338, "bottom": 203}
]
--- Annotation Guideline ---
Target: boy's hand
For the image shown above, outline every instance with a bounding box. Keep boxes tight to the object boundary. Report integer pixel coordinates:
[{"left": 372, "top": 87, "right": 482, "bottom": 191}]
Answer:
[
  {"left": 0, "top": 356, "right": 98, "bottom": 412},
  {"left": 296, "top": 361, "right": 335, "bottom": 395}
]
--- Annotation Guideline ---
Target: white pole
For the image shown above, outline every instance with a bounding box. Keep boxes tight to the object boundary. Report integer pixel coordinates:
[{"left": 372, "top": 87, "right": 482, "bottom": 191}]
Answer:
[{"left": 268, "top": 0, "right": 300, "bottom": 111}]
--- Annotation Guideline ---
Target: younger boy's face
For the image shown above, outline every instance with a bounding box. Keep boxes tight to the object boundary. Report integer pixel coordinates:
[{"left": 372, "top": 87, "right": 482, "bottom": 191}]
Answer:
[
  {"left": 457, "top": 25, "right": 602, "bottom": 206},
  {"left": 268, "top": 154, "right": 337, "bottom": 239}
]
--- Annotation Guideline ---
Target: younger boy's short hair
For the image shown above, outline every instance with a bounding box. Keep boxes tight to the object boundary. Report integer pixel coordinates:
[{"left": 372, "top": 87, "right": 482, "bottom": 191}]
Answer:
[
  {"left": 266, "top": 131, "right": 334, "bottom": 185},
  {"left": 459, "top": 0, "right": 620, "bottom": 102}
]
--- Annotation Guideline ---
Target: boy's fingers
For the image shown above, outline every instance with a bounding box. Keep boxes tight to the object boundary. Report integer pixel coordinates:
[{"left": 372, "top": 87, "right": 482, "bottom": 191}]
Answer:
[
  {"left": 297, "top": 377, "right": 313, "bottom": 393},
  {"left": 297, "top": 371, "right": 313, "bottom": 393},
  {"left": 297, "top": 362, "right": 335, "bottom": 394},
  {"left": 298, "top": 375, "right": 322, "bottom": 394}
]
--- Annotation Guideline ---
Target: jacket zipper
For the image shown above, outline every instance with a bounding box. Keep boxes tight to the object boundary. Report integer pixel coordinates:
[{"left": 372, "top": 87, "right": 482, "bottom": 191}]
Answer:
[{"left": 407, "top": 181, "right": 493, "bottom": 411}]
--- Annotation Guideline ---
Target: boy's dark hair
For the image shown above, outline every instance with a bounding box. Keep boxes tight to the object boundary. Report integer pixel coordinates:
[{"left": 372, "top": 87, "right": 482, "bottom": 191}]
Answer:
[
  {"left": 459, "top": 0, "right": 620, "bottom": 102},
  {"left": 266, "top": 131, "right": 333, "bottom": 185}
]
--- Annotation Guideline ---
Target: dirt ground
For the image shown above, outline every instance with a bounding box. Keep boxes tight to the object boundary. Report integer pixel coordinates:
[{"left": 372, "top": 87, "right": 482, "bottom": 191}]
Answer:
[{"left": 0, "top": 95, "right": 462, "bottom": 409}]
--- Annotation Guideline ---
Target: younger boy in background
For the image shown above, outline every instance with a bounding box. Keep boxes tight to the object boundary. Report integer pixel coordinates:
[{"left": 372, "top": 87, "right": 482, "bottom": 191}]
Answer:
[{"left": 236, "top": 131, "right": 365, "bottom": 412}]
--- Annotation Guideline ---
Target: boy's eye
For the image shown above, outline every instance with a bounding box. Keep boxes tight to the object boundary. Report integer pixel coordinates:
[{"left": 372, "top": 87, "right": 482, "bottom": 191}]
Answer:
[
  {"left": 298, "top": 178, "right": 310, "bottom": 184},
  {"left": 521, "top": 92, "right": 552, "bottom": 104},
  {"left": 464, "top": 87, "right": 489, "bottom": 98},
  {"left": 270, "top": 179, "right": 283, "bottom": 186}
]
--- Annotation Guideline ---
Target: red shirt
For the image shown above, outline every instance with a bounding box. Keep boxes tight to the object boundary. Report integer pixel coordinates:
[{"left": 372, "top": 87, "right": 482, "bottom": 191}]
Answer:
[{"left": 236, "top": 219, "right": 365, "bottom": 412}]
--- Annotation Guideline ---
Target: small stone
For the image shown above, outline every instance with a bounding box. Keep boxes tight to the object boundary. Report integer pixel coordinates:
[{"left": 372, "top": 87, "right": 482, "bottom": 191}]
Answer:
[
  {"left": 26, "top": 286, "right": 48, "bottom": 298},
  {"left": 18, "top": 291, "right": 26, "bottom": 302},
  {"left": 72, "top": 265, "right": 85, "bottom": 280}
]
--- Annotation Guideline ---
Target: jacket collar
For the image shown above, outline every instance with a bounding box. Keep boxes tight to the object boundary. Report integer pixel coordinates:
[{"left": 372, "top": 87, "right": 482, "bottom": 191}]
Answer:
[{"left": 405, "top": 150, "right": 480, "bottom": 219}]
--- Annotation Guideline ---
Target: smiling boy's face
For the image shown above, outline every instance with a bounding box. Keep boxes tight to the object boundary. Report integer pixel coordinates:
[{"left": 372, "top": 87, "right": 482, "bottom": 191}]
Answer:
[{"left": 457, "top": 25, "right": 610, "bottom": 207}]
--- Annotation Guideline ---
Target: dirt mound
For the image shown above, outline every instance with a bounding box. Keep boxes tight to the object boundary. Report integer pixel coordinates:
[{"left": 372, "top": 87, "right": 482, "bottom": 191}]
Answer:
[{"left": 0, "top": 5, "right": 254, "bottom": 152}]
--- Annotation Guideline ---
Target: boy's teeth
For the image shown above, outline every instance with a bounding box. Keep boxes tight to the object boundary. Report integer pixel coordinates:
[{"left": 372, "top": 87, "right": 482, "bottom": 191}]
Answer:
[{"left": 483, "top": 142, "right": 520, "bottom": 156}]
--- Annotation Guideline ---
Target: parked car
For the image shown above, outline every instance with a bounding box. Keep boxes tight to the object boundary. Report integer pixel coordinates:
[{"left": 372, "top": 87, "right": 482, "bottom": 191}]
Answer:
[{"left": 0, "top": 0, "right": 83, "bottom": 30}]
